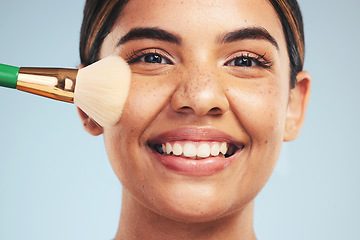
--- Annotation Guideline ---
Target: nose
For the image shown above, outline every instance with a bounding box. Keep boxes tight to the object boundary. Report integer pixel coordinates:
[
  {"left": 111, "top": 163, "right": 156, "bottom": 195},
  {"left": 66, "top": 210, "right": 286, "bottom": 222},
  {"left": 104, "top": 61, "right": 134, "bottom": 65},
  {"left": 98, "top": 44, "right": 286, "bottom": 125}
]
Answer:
[{"left": 170, "top": 67, "right": 229, "bottom": 117}]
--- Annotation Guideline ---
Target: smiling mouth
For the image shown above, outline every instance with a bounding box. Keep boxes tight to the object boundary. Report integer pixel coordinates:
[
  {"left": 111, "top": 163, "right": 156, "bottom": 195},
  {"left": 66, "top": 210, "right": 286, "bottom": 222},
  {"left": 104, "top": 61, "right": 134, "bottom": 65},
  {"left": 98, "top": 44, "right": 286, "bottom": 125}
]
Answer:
[{"left": 148, "top": 141, "right": 242, "bottom": 160}]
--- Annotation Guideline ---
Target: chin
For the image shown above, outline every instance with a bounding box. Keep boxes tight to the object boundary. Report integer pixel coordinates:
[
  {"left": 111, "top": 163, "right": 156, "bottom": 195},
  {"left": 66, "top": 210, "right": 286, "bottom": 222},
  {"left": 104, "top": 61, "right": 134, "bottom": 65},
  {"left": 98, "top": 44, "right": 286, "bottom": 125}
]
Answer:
[
  {"left": 158, "top": 202, "right": 231, "bottom": 223},
  {"left": 156, "top": 195, "right": 253, "bottom": 224},
  {"left": 138, "top": 179, "right": 250, "bottom": 223}
]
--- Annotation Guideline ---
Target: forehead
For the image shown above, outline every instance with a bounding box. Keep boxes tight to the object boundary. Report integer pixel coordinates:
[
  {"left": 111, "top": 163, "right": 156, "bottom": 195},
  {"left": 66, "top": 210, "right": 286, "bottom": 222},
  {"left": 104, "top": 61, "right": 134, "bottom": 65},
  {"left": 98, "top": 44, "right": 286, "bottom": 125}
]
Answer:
[
  {"left": 121, "top": 1, "right": 281, "bottom": 31},
  {"left": 103, "top": 0, "right": 287, "bottom": 55}
]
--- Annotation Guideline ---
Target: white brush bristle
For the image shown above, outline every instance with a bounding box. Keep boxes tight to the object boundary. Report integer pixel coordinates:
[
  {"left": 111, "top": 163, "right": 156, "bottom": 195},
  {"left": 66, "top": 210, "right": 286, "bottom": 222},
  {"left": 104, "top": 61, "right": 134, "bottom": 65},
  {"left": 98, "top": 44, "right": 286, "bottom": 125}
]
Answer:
[{"left": 74, "top": 55, "right": 131, "bottom": 127}]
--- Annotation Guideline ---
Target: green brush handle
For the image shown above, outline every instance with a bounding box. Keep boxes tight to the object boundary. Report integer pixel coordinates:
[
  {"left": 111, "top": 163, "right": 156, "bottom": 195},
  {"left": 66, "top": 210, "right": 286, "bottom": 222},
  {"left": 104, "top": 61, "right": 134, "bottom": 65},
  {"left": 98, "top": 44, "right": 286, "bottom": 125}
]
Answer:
[{"left": 0, "top": 63, "right": 20, "bottom": 89}]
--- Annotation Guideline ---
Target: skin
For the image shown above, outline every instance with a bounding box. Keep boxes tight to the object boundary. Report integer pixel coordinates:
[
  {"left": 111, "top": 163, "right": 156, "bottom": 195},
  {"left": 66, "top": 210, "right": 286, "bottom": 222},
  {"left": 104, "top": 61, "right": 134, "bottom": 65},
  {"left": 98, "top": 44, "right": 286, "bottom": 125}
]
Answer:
[{"left": 78, "top": 0, "right": 311, "bottom": 239}]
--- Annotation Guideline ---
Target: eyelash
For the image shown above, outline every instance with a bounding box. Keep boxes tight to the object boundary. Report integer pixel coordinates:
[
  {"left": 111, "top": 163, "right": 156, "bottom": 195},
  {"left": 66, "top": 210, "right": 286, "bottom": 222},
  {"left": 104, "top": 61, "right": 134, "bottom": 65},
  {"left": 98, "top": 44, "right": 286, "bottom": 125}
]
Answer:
[
  {"left": 125, "top": 49, "right": 146, "bottom": 63},
  {"left": 225, "top": 53, "right": 272, "bottom": 69},
  {"left": 125, "top": 49, "right": 173, "bottom": 64},
  {"left": 125, "top": 49, "right": 272, "bottom": 69}
]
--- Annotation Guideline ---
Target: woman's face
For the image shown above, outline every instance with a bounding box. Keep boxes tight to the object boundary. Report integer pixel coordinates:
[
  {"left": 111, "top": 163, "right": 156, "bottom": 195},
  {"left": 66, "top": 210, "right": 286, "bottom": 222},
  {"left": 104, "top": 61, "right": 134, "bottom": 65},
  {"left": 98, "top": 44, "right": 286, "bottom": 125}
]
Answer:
[{"left": 96, "top": 0, "right": 305, "bottom": 221}]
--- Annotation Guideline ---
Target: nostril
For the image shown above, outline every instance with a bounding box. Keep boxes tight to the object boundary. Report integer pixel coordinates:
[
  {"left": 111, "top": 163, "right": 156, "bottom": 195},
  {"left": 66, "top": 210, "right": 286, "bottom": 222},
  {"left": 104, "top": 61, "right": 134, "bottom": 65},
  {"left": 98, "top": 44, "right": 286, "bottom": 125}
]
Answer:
[
  {"left": 178, "top": 106, "right": 195, "bottom": 114},
  {"left": 170, "top": 84, "right": 230, "bottom": 116},
  {"left": 208, "top": 107, "right": 223, "bottom": 115},
  {"left": 177, "top": 106, "right": 223, "bottom": 116}
]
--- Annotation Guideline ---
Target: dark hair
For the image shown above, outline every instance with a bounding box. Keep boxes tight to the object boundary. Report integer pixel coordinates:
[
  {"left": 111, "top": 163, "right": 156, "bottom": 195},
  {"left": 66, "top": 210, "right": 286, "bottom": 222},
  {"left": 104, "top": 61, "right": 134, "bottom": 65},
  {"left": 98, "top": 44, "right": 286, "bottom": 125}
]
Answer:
[
  {"left": 79, "top": 0, "right": 129, "bottom": 66},
  {"left": 80, "top": 0, "right": 304, "bottom": 88},
  {"left": 269, "top": 0, "right": 304, "bottom": 88}
]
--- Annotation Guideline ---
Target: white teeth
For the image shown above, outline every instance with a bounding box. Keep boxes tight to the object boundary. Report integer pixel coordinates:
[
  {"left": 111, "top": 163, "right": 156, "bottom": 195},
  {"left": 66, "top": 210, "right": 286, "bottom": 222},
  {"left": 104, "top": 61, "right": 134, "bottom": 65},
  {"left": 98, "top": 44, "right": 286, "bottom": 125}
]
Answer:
[
  {"left": 166, "top": 142, "right": 172, "bottom": 155},
  {"left": 172, "top": 143, "right": 182, "bottom": 156},
  {"left": 210, "top": 143, "right": 220, "bottom": 156},
  {"left": 220, "top": 142, "right": 228, "bottom": 155},
  {"left": 197, "top": 143, "right": 211, "bottom": 158},
  {"left": 183, "top": 142, "right": 197, "bottom": 157},
  {"left": 159, "top": 141, "right": 231, "bottom": 158}
]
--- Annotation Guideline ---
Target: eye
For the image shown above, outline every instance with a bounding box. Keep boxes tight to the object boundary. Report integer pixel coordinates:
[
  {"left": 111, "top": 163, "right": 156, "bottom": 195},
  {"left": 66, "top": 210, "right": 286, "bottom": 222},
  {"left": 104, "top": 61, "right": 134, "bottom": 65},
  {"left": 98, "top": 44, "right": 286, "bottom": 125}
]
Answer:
[
  {"left": 126, "top": 50, "right": 173, "bottom": 65},
  {"left": 227, "top": 56, "right": 256, "bottom": 67},
  {"left": 225, "top": 53, "right": 272, "bottom": 69},
  {"left": 144, "top": 53, "right": 172, "bottom": 64}
]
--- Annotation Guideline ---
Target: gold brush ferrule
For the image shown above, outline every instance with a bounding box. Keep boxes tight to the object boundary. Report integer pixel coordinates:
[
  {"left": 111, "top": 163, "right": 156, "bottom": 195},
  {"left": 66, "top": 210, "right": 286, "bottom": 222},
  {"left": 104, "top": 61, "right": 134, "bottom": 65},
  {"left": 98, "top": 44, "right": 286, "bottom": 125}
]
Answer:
[{"left": 17, "top": 67, "right": 78, "bottom": 103}]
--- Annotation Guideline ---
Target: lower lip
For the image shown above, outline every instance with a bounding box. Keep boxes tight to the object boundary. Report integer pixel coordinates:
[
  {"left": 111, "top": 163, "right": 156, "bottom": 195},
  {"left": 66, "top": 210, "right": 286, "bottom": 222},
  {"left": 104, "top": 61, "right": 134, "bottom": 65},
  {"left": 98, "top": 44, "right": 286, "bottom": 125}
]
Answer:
[{"left": 151, "top": 150, "right": 238, "bottom": 176}]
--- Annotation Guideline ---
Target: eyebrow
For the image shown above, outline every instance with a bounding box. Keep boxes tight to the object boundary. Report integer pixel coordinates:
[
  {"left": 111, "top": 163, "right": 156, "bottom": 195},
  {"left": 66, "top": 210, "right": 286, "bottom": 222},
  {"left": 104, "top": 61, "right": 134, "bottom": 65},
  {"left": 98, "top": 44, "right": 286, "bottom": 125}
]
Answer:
[
  {"left": 117, "top": 27, "right": 181, "bottom": 46},
  {"left": 220, "top": 27, "right": 279, "bottom": 50},
  {"left": 117, "top": 26, "right": 279, "bottom": 50}
]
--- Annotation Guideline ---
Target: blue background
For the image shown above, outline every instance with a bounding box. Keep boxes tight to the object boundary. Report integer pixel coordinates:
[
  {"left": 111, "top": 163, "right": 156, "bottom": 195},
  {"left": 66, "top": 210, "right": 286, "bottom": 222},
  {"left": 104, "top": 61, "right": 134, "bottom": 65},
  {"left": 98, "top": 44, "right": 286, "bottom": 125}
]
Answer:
[{"left": 0, "top": 1, "right": 359, "bottom": 239}]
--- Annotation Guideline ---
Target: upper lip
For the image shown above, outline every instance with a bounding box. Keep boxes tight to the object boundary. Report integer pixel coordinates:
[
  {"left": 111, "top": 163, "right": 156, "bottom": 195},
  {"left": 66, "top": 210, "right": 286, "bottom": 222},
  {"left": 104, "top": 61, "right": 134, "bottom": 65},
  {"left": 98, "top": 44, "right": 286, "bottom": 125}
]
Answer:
[{"left": 147, "top": 126, "right": 244, "bottom": 148}]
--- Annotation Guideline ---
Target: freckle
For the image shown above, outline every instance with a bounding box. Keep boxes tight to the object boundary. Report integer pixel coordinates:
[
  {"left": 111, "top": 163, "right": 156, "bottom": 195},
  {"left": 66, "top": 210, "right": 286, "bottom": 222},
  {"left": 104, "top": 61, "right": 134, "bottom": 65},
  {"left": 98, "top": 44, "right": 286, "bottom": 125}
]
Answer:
[{"left": 265, "top": 140, "right": 268, "bottom": 144}]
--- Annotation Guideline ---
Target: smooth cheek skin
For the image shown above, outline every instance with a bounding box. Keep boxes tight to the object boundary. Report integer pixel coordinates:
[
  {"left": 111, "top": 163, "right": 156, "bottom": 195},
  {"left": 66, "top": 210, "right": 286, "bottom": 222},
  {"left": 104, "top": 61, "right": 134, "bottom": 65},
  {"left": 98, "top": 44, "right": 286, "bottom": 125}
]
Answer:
[{"left": 100, "top": 0, "right": 292, "bottom": 222}]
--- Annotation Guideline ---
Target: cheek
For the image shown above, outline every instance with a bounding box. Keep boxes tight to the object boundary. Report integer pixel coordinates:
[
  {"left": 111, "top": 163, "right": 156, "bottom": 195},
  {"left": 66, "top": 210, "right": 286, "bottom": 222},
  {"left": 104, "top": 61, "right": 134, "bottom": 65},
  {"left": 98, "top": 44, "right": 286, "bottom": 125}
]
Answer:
[
  {"left": 228, "top": 80, "right": 289, "bottom": 171},
  {"left": 121, "top": 75, "right": 173, "bottom": 130},
  {"left": 223, "top": 80, "right": 289, "bottom": 208},
  {"left": 229, "top": 81, "right": 288, "bottom": 141},
  {"left": 102, "top": 75, "right": 174, "bottom": 181}
]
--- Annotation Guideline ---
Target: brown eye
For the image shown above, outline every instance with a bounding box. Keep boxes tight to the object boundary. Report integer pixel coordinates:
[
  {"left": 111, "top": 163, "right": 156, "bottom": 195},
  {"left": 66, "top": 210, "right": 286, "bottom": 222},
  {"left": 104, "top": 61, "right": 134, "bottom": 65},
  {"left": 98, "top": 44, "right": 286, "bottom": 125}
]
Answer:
[
  {"left": 126, "top": 49, "right": 175, "bottom": 65},
  {"left": 226, "top": 56, "right": 257, "bottom": 67},
  {"left": 234, "top": 56, "right": 253, "bottom": 67},
  {"left": 143, "top": 54, "right": 162, "bottom": 63},
  {"left": 225, "top": 53, "right": 272, "bottom": 69},
  {"left": 140, "top": 53, "right": 172, "bottom": 64}
]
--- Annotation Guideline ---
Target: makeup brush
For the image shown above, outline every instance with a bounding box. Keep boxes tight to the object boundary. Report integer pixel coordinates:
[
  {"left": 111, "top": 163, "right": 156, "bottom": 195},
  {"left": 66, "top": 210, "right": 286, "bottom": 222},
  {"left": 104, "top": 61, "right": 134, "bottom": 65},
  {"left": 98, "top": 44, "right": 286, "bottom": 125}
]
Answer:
[{"left": 0, "top": 55, "right": 131, "bottom": 127}]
